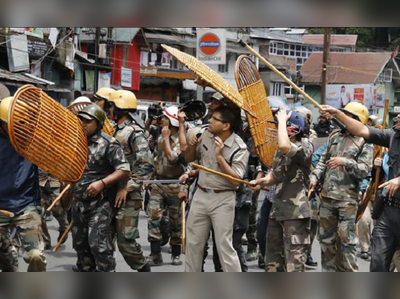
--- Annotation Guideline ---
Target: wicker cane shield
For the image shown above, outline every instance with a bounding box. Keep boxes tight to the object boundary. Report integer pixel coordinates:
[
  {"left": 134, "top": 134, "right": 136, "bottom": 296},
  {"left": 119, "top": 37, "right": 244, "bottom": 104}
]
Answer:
[
  {"left": 68, "top": 102, "right": 115, "bottom": 136},
  {"left": 8, "top": 85, "right": 88, "bottom": 183},
  {"left": 235, "top": 55, "right": 277, "bottom": 168},
  {"left": 161, "top": 44, "right": 254, "bottom": 116}
]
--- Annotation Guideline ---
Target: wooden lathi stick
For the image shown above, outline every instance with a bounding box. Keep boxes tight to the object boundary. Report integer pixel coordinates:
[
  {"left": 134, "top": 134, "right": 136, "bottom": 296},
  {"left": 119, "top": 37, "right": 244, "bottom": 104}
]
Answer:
[
  {"left": 47, "top": 184, "right": 71, "bottom": 212},
  {"left": 191, "top": 163, "right": 256, "bottom": 188},
  {"left": 240, "top": 40, "right": 322, "bottom": 110},
  {"left": 0, "top": 209, "right": 14, "bottom": 218},
  {"left": 53, "top": 221, "right": 73, "bottom": 252},
  {"left": 181, "top": 201, "right": 186, "bottom": 254}
]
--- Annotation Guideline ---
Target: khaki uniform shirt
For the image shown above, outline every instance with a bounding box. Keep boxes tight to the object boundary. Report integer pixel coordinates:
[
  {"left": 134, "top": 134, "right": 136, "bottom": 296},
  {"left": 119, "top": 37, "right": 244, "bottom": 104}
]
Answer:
[{"left": 196, "top": 130, "right": 249, "bottom": 190}]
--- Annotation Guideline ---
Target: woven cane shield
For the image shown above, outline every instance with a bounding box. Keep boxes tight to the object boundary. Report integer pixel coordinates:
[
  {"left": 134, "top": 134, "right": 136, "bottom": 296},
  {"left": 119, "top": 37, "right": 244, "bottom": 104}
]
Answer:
[
  {"left": 235, "top": 55, "right": 277, "bottom": 168},
  {"left": 8, "top": 85, "right": 88, "bottom": 183}
]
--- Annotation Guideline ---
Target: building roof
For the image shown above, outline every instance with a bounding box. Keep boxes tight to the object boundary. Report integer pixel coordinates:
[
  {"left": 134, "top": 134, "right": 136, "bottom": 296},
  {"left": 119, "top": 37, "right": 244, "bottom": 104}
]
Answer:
[
  {"left": 300, "top": 52, "right": 392, "bottom": 84},
  {"left": 303, "top": 35, "right": 358, "bottom": 47}
]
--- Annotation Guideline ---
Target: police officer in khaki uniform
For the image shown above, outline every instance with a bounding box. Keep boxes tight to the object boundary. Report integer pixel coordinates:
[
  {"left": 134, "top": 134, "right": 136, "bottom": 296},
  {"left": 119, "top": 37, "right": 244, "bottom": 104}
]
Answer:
[{"left": 185, "top": 106, "right": 249, "bottom": 272}]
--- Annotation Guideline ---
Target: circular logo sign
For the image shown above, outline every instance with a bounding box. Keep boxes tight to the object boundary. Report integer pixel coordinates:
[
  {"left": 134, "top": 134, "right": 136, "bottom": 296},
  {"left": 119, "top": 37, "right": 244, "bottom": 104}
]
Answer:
[{"left": 199, "top": 33, "right": 221, "bottom": 56}]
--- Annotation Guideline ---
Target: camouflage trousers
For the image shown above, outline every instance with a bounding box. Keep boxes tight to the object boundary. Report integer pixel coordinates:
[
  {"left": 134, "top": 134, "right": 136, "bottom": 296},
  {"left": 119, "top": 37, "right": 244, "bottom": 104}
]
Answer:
[
  {"left": 319, "top": 197, "right": 358, "bottom": 272},
  {"left": 40, "top": 185, "right": 69, "bottom": 246},
  {"left": 358, "top": 201, "right": 372, "bottom": 253},
  {"left": 71, "top": 197, "right": 115, "bottom": 272},
  {"left": 148, "top": 183, "right": 181, "bottom": 246},
  {"left": 116, "top": 191, "right": 147, "bottom": 271},
  {"left": 265, "top": 217, "right": 310, "bottom": 272},
  {"left": 0, "top": 205, "right": 46, "bottom": 272},
  {"left": 246, "top": 190, "right": 259, "bottom": 251}
]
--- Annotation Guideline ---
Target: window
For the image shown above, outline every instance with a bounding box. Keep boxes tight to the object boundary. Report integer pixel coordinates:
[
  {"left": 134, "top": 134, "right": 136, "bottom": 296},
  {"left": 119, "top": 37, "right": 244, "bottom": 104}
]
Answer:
[
  {"left": 285, "top": 84, "right": 305, "bottom": 96},
  {"left": 378, "top": 69, "right": 393, "bottom": 83},
  {"left": 273, "top": 83, "right": 283, "bottom": 96}
]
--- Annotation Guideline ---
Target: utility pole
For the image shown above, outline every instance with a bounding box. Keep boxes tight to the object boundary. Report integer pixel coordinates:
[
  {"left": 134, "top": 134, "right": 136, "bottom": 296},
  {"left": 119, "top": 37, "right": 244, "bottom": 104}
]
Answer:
[
  {"left": 321, "top": 28, "right": 331, "bottom": 105},
  {"left": 94, "top": 27, "right": 100, "bottom": 92}
]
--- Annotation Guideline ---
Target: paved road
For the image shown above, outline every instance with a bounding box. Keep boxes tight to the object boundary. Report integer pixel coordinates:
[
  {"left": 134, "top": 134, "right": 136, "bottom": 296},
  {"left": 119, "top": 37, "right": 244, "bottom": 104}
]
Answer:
[{"left": 17, "top": 211, "right": 371, "bottom": 272}]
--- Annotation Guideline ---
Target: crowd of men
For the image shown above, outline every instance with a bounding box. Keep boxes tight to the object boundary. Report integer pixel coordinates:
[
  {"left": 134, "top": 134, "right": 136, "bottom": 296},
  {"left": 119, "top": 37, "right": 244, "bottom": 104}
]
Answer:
[{"left": 0, "top": 87, "right": 400, "bottom": 272}]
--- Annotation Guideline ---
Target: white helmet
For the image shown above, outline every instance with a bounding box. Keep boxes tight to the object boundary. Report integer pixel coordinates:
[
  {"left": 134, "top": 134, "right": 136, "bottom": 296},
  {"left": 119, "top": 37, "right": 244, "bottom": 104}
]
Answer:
[
  {"left": 71, "top": 96, "right": 91, "bottom": 105},
  {"left": 163, "top": 106, "right": 180, "bottom": 127}
]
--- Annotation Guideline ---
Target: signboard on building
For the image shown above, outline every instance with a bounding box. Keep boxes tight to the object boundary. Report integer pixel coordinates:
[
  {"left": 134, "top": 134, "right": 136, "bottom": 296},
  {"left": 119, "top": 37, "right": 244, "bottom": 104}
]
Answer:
[
  {"left": 7, "top": 35, "right": 30, "bottom": 72},
  {"left": 326, "top": 84, "right": 385, "bottom": 109},
  {"left": 197, "top": 29, "right": 226, "bottom": 65},
  {"left": 121, "top": 67, "right": 132, "bottom": 88},
  {"left": 28, "top": 40, "right": 48, "bottom": 57}
]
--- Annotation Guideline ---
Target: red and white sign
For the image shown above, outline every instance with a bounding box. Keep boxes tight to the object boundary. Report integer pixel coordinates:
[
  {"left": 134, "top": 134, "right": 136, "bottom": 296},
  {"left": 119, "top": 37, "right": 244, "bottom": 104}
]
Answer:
[{"left": 197, "top": 29, "right": 226, "bottom": 65}]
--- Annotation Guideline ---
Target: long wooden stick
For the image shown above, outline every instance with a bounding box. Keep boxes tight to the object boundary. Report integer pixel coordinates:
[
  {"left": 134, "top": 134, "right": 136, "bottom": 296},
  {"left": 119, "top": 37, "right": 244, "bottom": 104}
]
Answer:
[
  {"left": 191, "top": 163, "right": 256, "bottom": 188},
  {"left": 240, "top": 40, "right": 323, "bottom": 110},
  {"left": 356, "top": 99, "right": 390, "bottom": 223},
  {"left": 0, "top": 209, "right": 14, "bottom": 218},
  {"left": 181, "top": 201, "right": 186, "bottom": 254},
  {"left": 52, "top": 221, "right": 73, "bottom": 252},
  {"left": 47, "top": 184, "right": 71, "bottom": 212}
]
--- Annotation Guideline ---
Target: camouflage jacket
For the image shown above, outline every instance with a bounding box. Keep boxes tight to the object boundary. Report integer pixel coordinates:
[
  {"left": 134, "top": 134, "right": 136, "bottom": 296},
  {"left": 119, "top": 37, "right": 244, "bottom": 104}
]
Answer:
[
  {"left": 270, "top": 139, "right": 313, "bottom": 222},
  {"left": 72, "top": 131, "right": 130, "bottom": 201},
  {"left": 310, "top": 131, "right": 373, "bottom": 203},
  {"left": 113, "top": 119, "right": 154, "bottom": 192},
  {"left": 155, "top": 131, "right": 186, "bottom": 179},
  {"left": 38, "top": 169, "right": 61, "bottom": 188}
]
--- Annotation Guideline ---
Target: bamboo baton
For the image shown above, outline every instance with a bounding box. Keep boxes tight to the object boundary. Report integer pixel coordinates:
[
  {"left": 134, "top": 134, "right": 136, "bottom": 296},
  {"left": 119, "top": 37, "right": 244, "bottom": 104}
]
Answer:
[
  {"left": 53, "top": 221, "right": 73, "bottom": 252},
  {"left": 356, "top": 99, "right": 390, "bottom": 222},
  {"left": 47, "top": 184, "right": 72, "bottom": 212},
  {"left": 239, "top": 40, "right": 346, "bottom": 130},
  {"left": 0, "top": 209, "right": 14, "bottom": 218},
  {"left": 191, "top": 163, "right": 256, "bottom": 188},
  {"left": 181, "top": 201, "right": 186, "bottom": 254}
]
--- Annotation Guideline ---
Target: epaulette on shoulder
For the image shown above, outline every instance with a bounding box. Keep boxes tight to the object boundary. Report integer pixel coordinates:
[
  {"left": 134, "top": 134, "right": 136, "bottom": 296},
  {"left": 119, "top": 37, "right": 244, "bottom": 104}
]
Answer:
[
  {"left": 101, "top": 132, "right": 118, "bottom": 144},
  {"left": 235, "top": 135, "right": 247, "bottom": 150}
]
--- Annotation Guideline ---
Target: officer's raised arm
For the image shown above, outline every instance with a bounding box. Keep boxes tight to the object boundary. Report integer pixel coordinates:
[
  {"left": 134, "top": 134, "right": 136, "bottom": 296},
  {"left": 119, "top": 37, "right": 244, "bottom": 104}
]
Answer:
[{"left": 321, "top": 105, "right": 370, "bottom": 139}]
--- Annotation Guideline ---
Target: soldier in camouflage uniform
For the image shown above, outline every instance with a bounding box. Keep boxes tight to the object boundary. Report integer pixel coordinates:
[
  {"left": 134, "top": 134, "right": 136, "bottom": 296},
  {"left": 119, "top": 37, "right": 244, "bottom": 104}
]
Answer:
[
  {"left": 310, "top": 103, "right": 373, "bottom": 272},
  {"left": 148, "top": 106, "right": 185, "bottom": 266},
  {"left": 39, "top": 170, "right": 69, "bottom": 249},
  {"left": 0, "top": 97, "right": 46, "bottom": 272},
  {"left": 251, "top": 110, "right": 313, "bottom": 272},
  {"left": 72, "top": 104, "right": 130, "bottom": 272},
  {"left": 107, "top": 90, "right": 153, "bottom": 272}
]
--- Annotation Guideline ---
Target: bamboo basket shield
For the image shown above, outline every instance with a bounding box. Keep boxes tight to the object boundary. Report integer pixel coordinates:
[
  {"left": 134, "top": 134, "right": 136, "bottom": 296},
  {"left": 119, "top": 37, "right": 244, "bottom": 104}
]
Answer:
[
  {"left": 68, "top": 102, "right": 115, "bottom": 136},
  {"left": 161, "top": 44, "right": 254, "bottom": 116},
  {"left": 235, "top": 56, "right": 277, "bottom": 167},
  {"left": 8, "top": 85, "right": 88, "bottom": 183}
]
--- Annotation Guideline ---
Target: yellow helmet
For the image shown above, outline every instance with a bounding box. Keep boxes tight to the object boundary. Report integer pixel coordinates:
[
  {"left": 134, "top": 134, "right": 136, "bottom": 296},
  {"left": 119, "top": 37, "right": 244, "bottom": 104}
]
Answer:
[
  {"left": 94, "top": 87, "right": 116, "bottom": 101},
  {"left": 341, "top": 102, "right": 369, "bottom": 125},
  {"left": 0, "top": 97, "right": 13, "bottom": 123},
  {"left": 109, "top": 90, "right": 137, "bottom": 110}
]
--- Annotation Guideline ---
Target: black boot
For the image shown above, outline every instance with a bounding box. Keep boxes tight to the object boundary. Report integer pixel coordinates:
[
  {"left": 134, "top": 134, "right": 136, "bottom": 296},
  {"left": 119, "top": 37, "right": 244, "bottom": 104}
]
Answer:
[{"left": 138, "top": 263, "right": 151, "bottom": 272}]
